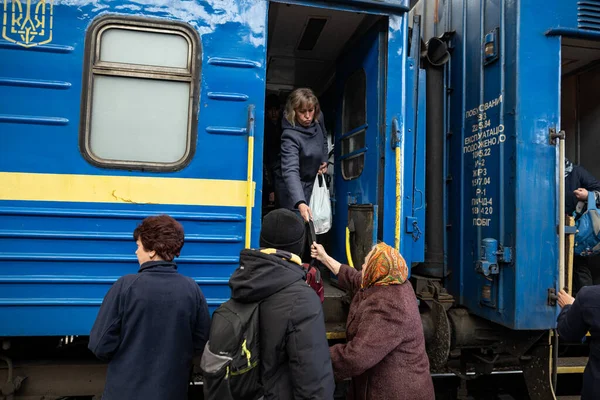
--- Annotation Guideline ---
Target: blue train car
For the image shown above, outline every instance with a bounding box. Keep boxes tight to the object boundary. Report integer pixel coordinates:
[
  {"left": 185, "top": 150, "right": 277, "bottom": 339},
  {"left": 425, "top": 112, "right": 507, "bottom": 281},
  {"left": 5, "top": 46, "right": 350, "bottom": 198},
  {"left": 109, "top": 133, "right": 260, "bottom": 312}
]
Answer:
[
  {"left": 414, "top": 0, "right": 562, "bottom": 331},
  {"left": 0, "top": 0, "right": 426, "bottom": 396},
  {"left": 411, "top": 0, "right": 600, "bottom": 397}
]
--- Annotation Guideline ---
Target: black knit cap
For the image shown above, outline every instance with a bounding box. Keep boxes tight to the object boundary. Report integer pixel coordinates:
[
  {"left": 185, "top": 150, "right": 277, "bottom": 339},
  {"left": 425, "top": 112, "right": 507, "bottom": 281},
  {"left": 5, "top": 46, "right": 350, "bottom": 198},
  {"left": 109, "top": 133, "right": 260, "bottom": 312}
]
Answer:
[
  {"left": 266, "top": 93, "right": 281, "bottom": 110},
  {"left": 260, "top": 209, "right": 306, "bottom": 257}
]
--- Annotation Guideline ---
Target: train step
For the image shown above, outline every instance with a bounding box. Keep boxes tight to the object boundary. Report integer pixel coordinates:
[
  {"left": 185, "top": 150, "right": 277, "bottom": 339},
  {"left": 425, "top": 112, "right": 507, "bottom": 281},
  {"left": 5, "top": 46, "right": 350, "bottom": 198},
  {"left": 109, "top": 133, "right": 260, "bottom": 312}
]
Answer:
[
  {"left": 556, "top": 357, "right": 587, "bottom": 374},
  {"left": 555, "top": 397, "right": 581, "bottom": 400},
  {"left": 322, "top": 277, "right": 348, "bottom": 340}
]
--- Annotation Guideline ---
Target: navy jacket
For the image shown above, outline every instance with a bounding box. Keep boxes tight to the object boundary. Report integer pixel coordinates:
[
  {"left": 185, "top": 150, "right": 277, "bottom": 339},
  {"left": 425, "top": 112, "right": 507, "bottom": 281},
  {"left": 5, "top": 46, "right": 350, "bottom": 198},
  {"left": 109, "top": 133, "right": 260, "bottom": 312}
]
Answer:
[
  {"left": 229, "top": 249, "right": 335, "bottom": 400},
  {"left": 274, "top": 116, "right": 328, "bottom": 210},
  {"left": 557, "top": 285, "right": 600, "bottom": 400},
  {"left": 565, "top": 164, "right": 600, "bottom": 215},
  {"left": 89, "top": 261, "right": 211, "bottom": 400}
]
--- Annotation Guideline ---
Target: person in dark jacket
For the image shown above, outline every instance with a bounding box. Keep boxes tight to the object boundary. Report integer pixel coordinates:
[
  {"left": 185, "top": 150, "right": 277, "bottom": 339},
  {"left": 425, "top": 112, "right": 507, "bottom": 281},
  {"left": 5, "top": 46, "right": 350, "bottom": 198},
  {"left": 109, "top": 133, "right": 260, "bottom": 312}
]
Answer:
[
  {"left": 557, "top": 288, "right": 600, "bottom": 399},
  {"left": 228, "top": 208, "right": 335, "bottom": 400},
  {"left": 274, "top": 88, "right": 328, "bottom": 222},
  {"left": 311, "top": 242, "right": 434, "bottom": 400},
  {"left": 263, "top": 93, "right": 282, "bottom": 213},
  {"left": 88, "top": 215, "right": 211, "bottom": 400},
  {"left": 565, "top": 158, "right": 600, "bottom": 294}
]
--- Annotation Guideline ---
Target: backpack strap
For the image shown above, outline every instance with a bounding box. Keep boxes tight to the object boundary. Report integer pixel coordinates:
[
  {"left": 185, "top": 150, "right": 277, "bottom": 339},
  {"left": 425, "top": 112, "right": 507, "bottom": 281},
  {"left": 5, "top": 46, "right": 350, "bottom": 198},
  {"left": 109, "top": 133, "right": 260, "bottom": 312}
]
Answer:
[
  {"left": 259, "top": 248, "right": 302, "bottom": 266},
  {"left": 588, "top": 190, "right": 598, "bottom": 211},
  {"left": 573, "top": 191, "right": 599, "bottom": 220}
]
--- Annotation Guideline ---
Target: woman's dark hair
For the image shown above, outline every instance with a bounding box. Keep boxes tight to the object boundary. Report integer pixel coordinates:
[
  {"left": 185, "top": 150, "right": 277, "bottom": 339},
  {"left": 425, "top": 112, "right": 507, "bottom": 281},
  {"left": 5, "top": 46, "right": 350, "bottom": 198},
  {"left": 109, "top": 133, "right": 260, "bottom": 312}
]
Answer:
[{"left": 133, "top": 215, "right": 184, "bottom": 261}]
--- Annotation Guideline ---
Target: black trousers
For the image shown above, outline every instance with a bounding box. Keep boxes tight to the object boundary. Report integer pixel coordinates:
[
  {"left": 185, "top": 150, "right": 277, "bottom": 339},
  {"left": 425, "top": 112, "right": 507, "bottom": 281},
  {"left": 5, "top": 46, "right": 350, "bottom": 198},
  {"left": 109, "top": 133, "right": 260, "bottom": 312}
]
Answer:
[{"left": 574, "top": 255, "right": 594, "bottom": 296}]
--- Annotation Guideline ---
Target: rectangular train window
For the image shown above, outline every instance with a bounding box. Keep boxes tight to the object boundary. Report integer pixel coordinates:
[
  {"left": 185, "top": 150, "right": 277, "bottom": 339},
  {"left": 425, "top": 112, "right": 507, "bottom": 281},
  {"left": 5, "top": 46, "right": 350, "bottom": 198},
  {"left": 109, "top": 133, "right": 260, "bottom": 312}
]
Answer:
[
  {"left": 341, "top": 69, "right": 366, "bottom": 180},
  {"left": 80, "top": 16, "right": 200, "bottom": 171}
]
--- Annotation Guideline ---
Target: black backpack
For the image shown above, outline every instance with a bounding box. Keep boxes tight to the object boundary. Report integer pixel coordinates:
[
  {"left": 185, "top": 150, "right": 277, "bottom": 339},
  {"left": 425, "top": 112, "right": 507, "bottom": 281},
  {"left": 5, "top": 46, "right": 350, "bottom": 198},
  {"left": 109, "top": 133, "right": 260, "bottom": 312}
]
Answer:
[{"left": 200, "top": 299, "right": 262, "bottom": 400}]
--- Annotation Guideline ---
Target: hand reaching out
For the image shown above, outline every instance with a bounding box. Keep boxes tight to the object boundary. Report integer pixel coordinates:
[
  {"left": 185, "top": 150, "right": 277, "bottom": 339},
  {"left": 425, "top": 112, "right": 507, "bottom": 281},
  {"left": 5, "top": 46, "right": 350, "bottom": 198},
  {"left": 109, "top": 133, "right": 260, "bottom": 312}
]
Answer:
[{"left": 557, "top": 289, "right": 575, "bottom": 308}]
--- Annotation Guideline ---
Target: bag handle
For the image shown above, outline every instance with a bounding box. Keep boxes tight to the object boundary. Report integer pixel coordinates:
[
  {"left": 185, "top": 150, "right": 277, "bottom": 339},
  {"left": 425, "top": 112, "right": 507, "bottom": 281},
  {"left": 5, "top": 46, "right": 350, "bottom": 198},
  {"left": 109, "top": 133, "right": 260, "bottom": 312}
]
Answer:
[
  {"left": 588, "top": 190, "right": 598, "bottom": 212},
  {"left": 317, "top": 173, "right": 325, "bottom": 188},
  {"left": 307, "top": 220, "right": 318, "bottom": 268},
  {"left": 307, "top": 219, "right": 317, "bottom": 244}
]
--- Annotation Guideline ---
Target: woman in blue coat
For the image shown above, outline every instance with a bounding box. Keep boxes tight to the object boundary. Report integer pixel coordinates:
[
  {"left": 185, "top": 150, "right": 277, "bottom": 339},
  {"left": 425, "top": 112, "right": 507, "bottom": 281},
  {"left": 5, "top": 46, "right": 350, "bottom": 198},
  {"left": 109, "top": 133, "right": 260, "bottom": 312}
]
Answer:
[{"left": 89, "top": 215, "right": 211, "bottom": 400}]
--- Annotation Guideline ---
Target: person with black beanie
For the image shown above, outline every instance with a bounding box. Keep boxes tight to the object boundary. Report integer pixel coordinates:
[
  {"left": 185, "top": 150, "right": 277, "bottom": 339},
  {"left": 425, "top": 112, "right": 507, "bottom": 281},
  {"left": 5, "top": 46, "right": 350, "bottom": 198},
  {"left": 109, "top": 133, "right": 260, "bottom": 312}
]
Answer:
[{"left": 228, "top": 209, "right": 335, "bottom": 400}]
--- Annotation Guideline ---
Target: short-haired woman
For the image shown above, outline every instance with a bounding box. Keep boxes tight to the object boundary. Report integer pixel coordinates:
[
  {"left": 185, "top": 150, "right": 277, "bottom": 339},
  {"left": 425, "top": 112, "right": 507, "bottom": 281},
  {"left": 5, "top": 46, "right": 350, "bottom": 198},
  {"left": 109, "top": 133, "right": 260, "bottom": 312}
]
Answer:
[
  {"left": 274, "top": 88, "right": 328, "bottom": 222},
  {"left": 89, "top": 215, "right": 211, "bottom": 400},
  {"left": 311, "top": 242, "right": 434, "bottom": 400}
]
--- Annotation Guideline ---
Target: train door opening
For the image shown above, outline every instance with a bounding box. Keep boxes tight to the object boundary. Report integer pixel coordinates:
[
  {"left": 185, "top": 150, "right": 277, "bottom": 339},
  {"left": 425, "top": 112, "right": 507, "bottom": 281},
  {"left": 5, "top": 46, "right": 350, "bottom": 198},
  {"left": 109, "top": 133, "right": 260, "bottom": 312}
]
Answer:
[
  {"left": 263, "top": 2, "right": 387, "bottom": 267},
  {"left": 561, "top": 37, "right": 600, "bottom": 283},
  {"left": 556, "top": 36, "right": 600, "bottom": 390}
]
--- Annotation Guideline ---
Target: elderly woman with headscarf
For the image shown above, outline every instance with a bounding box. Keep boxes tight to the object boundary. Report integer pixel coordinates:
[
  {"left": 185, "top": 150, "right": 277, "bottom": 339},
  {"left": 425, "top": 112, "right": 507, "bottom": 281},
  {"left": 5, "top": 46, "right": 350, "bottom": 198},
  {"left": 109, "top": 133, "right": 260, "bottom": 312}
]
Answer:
[{"left": 311, "top": 242, "right": 434, "bottom": 400}]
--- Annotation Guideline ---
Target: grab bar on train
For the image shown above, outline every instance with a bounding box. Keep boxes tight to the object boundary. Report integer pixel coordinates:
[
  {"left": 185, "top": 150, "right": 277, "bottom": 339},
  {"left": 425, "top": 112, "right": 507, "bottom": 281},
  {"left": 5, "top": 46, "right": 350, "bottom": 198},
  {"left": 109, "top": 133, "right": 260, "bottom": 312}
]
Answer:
[
  {"left": 345, "top": 226, "right": 355, "bottom": 269},
  {"left": 391, "top": 118, "right": 402, "bottom": 251},
  {"left": 552, "top": 129, "right": 566, "bottom": 293},
  {"left": 245, "top": 105, "right": 256, "bottom": 249}
]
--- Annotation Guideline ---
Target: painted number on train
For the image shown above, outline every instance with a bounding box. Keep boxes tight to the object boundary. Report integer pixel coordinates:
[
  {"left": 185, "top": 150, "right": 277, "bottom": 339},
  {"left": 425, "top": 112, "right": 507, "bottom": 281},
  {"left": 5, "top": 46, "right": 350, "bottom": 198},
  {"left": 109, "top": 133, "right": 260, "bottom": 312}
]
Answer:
[{"left": 462, "top": 94, "right": 504, "bottom": 227}]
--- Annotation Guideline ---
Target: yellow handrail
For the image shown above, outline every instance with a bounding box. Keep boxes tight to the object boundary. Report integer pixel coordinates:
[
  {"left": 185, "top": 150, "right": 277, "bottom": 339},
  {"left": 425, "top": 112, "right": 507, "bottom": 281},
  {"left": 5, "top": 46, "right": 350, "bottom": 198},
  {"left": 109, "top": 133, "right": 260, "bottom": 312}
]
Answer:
[
  {"left": 245, "top": 106, "right": 255, "bottom": 249},
  {"left": 345, "top": 226, "right": 354, "bottom": 268},
  {"left": 395, "top": 145, "right": 402, "bottom": 251}
]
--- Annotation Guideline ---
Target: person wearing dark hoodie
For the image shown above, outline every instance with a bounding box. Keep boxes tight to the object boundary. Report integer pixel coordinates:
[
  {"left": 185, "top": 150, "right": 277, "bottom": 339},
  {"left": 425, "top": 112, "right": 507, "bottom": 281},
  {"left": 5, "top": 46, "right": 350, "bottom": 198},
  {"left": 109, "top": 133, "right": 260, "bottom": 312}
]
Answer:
[
  {"left": 88, "top": 215, "right": 211, "bottom": 400},
  {"left": 274, "top": 88, "right": 328, "bottom": 223},
  {"left": 228, "top": 208, "right": 335, "bottom": 400}
]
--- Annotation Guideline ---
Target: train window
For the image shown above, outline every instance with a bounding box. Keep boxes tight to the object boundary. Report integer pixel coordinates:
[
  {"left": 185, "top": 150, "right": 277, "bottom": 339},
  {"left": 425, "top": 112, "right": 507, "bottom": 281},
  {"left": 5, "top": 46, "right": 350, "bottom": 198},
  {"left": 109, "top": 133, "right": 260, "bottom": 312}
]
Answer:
[
  {"left": 80, "top": 16, "right": 200, "bottom": 171},
  {"left": 341, "top": 69, "right": 366, "bottom": 180},
  {"left": 99, "top": 29, "right": 189, "bottom": 69}
]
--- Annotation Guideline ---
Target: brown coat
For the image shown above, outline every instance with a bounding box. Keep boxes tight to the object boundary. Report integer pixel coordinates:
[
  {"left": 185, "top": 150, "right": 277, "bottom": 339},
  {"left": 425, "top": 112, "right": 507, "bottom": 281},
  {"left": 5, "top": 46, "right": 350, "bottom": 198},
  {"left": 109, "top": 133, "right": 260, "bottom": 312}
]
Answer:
[{"left": 330, "top": 265, "right": 434, "bottom": 400}]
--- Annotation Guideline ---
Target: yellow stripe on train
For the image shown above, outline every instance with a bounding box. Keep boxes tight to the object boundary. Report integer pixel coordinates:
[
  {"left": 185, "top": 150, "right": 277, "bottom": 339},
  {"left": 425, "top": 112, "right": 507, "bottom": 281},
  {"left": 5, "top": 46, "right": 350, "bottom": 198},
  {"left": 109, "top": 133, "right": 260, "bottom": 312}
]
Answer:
[{"left": 0, "top": 172, "right": 255, "bottom": 207}]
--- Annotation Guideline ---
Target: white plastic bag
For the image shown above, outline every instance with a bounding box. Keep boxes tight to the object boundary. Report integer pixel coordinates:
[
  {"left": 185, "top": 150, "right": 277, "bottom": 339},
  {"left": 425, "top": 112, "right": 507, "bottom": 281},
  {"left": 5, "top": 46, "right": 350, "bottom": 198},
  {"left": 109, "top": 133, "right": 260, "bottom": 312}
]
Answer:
[{"left": 309, "top": 174, "right": 332, "bottom": 235}]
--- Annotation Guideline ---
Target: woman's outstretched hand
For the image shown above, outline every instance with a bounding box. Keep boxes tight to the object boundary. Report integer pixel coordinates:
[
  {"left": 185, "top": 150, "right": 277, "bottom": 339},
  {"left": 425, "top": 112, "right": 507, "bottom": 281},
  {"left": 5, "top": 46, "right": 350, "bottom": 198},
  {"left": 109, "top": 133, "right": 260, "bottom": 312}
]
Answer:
[
  {"left": 311, "top": 242, "right": 328, "bottom": 262},
  {"left": 311, "top": 242, "right": 341, "bottom": 275}
]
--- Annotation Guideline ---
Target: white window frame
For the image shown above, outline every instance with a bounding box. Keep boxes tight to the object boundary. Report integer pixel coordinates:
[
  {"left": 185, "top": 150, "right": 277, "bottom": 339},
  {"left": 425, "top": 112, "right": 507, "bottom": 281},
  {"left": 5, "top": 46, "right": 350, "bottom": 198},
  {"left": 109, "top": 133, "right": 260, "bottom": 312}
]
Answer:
[{"left": 80, "top": 16, "right": 200, "bottom": 171}]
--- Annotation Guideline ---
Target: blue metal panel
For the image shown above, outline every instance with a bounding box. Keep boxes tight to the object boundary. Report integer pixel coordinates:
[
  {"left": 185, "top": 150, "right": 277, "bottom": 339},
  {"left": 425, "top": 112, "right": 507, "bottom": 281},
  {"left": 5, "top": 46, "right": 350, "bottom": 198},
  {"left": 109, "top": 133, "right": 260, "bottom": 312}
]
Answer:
[
  {"left": 0, "top": 201, "right": 246, "bottom": 335},
  {"left": 0, "top": 1, "right": 267, "bottom": 181},
  {"left": 382, "top": 13, "right": 414, "bottom": 258},
  {"left": 332, "top": 25, "right": 383, "bottom": 264},
  {"left": 422, "top": 0, "right": 562, "bottom": 329},
  {"left": 399, "top": 55, "right": 417, "bottom": 265},
  {"left": 513, "top": 0, "right": 560, "bottom": 330},
  {"left": 411, "top": 67, "right": 427, "bottom": 262},
  {"left": 0, "top": 0, "right": 268, "bottom": 336}
]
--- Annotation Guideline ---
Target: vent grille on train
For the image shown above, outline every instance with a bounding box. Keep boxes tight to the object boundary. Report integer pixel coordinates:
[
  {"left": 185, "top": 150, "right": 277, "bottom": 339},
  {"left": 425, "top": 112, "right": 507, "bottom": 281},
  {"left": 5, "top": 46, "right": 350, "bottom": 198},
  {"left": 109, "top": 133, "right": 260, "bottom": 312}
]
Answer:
[
  {"left": 297, "top": 17, "right": 327, "bottom": 51},
  {"left": 578, "top": 0, "right": 600, "bottom": 31}
]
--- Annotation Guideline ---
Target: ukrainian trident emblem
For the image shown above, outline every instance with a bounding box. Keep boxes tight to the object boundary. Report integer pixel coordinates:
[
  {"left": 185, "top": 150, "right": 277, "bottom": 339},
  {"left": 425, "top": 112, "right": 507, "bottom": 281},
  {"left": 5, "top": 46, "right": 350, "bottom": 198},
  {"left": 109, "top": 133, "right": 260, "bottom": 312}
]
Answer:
[{"left": 2, "top": 0, "right": 53, "bottom": 47}]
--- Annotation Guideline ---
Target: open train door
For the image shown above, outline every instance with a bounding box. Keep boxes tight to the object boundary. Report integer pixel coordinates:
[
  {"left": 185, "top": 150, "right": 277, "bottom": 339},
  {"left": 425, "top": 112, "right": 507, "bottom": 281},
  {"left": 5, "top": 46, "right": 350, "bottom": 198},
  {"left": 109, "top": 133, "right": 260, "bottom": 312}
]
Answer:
[{"left": 332, "top": 16, "right": 425, "bottom": 269}]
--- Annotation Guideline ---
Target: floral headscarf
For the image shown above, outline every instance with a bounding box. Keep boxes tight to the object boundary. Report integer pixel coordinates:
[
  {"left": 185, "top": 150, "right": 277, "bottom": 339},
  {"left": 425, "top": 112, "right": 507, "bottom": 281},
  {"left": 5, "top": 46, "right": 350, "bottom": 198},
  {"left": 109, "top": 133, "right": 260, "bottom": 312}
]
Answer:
[{"left": 361, "top": 243, "right": 409, "bottom": 289}]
